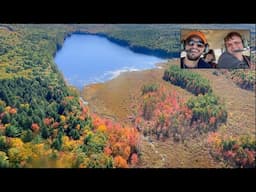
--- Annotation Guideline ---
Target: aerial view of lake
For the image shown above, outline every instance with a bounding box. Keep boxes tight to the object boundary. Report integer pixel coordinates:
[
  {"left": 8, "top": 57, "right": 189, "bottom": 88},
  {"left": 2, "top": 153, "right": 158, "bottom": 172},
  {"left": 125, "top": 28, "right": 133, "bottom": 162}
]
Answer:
[{"left": 54, "top": 34, "right": 166, "bottom": 89}]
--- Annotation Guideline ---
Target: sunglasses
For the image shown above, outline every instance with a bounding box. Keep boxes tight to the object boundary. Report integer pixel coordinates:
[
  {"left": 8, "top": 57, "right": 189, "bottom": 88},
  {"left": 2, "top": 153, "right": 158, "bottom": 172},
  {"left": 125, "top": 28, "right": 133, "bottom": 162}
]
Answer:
[{"left": 186, "top": 40, "right": 205, "bottom": 48}]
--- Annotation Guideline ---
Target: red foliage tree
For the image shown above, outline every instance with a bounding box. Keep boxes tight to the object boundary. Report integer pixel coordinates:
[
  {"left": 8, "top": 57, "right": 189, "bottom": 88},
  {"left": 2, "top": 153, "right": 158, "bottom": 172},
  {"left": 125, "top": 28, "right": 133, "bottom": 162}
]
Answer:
[{"left": 31, "top": 123, "right": 40, "bottom": 133}]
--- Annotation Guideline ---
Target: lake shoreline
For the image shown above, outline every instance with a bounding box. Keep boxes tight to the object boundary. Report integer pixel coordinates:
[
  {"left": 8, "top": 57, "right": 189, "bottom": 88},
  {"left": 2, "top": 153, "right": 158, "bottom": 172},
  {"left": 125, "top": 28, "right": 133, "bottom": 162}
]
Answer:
[
  {"left": 81, "top": 59, "right": 179, "bottom": 123},
  {"left": 71, "top": 31, "right": 180, "bottom": 59}
]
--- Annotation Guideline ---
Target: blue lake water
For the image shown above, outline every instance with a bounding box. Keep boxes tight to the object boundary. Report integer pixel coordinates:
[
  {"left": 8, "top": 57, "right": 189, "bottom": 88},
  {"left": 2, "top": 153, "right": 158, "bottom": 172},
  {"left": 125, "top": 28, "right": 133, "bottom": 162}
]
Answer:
[{"left": 54, "top": 34, "right": 167, "bottom": 89}]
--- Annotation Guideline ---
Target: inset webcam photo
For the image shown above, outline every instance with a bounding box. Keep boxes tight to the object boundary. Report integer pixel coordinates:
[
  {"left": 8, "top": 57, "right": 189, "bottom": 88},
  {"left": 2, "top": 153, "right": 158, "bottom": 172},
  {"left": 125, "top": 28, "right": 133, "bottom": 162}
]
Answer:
[{"left": 180, "top": 29, "right": 251, "bottom": 69}]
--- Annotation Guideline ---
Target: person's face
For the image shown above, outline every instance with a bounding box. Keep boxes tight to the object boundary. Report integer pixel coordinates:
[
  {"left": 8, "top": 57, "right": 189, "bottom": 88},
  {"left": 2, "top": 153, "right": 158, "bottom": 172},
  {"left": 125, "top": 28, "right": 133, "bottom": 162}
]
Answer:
[
  {"left": 225, "top": 35, "right": 244, "bottom": 54},
  {"left": 185, "top": 37, "right": 205, "bottom": 61},
  {"left": 205, "top": 54, "right": 214, "bottom": 62}
]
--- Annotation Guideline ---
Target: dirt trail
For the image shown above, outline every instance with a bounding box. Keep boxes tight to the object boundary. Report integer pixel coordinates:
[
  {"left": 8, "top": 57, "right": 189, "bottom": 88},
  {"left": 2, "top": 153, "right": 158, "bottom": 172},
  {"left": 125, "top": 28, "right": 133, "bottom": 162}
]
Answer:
[{"left": 81, "top": 61, "right": 255, "bottom": 168}]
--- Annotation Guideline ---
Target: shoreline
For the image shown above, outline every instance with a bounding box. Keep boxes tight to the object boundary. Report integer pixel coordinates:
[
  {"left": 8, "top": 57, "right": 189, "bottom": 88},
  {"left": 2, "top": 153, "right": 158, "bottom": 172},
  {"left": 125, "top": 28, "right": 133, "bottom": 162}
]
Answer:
[
  {"left": 81, "top": 59, "right": 179, "bottom": 123},
  {"left": 71, "top": 31, "right": 180, "bottom": 59},
  {"left": 81, "top": 58, "right": 178, "bottom": 90}
]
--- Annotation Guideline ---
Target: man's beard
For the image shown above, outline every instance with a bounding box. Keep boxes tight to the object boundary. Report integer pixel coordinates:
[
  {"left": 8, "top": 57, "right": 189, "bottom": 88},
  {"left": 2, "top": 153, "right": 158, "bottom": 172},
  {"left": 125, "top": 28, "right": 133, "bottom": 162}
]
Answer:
[
  {"left": 186, "top": 49, "right": 201, "bottom": 61},
  {"left": 186, "top": 52, "right": 201, "bottom": 61}
]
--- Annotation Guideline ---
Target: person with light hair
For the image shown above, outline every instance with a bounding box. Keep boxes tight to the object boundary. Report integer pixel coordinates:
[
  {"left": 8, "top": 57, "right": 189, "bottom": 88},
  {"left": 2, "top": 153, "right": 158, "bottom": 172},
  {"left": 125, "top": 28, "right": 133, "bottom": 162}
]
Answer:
[{"left": 218, "top": 31, "right": 251, "bottom": 69}]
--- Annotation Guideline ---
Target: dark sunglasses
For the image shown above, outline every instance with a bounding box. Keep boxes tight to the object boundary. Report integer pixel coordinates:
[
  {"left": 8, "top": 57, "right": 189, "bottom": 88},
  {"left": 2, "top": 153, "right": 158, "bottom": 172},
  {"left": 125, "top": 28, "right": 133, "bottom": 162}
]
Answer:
[{"left": 186, "top": 40, "right": 205, "bottom": 48}]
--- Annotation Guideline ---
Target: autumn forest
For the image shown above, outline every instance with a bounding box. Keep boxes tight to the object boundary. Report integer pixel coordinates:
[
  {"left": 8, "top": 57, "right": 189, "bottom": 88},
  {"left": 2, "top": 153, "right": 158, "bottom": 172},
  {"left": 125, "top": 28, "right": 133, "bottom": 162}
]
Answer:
[{"left": 0, "top": 24, "right": 255, "bottom": 168}]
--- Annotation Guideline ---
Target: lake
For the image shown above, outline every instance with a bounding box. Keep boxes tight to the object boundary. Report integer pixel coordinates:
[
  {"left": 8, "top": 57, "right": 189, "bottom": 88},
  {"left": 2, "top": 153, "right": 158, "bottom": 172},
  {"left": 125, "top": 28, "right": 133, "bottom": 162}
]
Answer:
[{"left": 54, "top": 34, "right": 167, "bottom": 89}]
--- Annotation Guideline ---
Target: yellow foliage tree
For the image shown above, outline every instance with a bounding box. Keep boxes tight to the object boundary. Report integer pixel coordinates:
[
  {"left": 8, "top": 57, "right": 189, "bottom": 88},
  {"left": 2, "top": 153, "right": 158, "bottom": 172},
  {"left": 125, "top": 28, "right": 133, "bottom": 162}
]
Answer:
[
  {"left": 8, "top": 138, "right": 24, "bottom": 148},
  {"left": 60, "top": 115, "right": 66, "bottom": 122}
]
